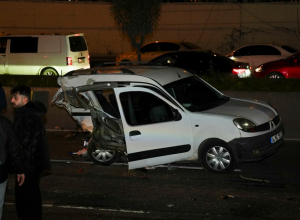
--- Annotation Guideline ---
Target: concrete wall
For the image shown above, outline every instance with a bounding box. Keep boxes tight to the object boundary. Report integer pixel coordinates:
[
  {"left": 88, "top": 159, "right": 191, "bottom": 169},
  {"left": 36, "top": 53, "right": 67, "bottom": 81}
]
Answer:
[
  {"left": 0, "top": 2, "right": 300, "bottom": 56},
  {"left": 3, "top": 87, "right": 299, "bottom": 139}
]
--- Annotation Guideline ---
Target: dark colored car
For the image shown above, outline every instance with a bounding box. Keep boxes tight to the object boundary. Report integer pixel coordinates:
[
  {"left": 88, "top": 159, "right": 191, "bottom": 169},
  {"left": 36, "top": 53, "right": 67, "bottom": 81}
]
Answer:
[
  {"left": 149, "top": 51, "right": 251, "bottom": 77},
  {"left": 254, "top": 52, "right": 300, "bottom": 78}
]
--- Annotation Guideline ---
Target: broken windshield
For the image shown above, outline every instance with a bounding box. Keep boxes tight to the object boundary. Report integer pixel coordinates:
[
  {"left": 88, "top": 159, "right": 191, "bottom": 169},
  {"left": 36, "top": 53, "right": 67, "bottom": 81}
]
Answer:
[{"left": 163, "top": 76, "right": 229, "bottom": 112}]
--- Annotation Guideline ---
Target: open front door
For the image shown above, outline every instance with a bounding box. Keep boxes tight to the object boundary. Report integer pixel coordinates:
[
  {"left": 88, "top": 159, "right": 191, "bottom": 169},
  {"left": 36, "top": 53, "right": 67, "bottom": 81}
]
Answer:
[{"left": 114, "top": 87, "right": 193, "bottom": 169}]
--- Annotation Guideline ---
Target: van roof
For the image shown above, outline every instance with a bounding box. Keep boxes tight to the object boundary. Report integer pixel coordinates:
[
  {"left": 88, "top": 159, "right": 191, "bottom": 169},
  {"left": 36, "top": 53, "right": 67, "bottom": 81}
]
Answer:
[
  {"left": 63, "top": 65, "right": 193, "bottom": 86},
  {"left": 0, "top": 33, "right": 84, "bottom": 37}
]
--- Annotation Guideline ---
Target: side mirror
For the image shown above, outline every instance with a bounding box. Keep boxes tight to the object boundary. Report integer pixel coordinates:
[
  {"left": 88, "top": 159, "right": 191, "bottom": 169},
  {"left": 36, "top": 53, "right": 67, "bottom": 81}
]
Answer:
[{"left": 173, "top": 109, "right": 182, "bottom": 121}]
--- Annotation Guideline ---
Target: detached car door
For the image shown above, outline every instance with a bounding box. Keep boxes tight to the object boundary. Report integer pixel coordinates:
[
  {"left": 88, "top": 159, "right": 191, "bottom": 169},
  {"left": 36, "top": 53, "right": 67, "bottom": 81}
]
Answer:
[
  {"left": 114, "top": 87, "right": 194, "bottom": 169},
  {"left": 52, "top": 87, "right": 92, "bottom": 131}
]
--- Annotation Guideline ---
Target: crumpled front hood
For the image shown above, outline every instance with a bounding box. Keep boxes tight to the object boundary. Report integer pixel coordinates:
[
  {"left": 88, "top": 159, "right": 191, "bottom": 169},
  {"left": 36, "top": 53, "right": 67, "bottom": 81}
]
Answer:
[{"left": 203, "top": 98, "right": 277, "bottom": 125}]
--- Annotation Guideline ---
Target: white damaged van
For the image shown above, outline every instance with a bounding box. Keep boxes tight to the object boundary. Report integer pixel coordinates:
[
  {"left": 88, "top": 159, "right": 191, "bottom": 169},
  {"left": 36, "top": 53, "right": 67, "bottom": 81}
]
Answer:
[
  {"left": 52, "top": 66, "right": 284, "bottom": 174},
  {"left": 0, "top": 33, "right": 90, "bottom": 76}
]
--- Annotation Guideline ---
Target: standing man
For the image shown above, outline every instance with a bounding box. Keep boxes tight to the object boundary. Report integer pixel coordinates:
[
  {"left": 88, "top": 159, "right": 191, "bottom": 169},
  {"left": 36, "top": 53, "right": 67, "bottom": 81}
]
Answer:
[
  {"left": 0, "top": 105, "right": 25, "bottom": 220},
  {"left": 11, "top": 85, "right": 51, "bottom": 220},
  {"left": 0, "top": 82, "right": 6, "bottom": 113}
]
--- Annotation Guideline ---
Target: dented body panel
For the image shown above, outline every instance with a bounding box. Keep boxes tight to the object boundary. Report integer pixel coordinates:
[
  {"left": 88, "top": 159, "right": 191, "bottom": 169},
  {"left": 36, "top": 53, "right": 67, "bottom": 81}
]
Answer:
[{"left": 52, "top": 65, "right": 284, "bottom": 173}]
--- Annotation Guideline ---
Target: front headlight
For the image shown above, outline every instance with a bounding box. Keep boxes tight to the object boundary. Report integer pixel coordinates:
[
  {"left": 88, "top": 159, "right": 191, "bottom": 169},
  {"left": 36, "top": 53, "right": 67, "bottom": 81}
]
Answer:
[
  {"left": 233, "top": 118, "right": 257, "bottom": 132},
  {"left": 255, "top": 65, "right": 264, "bottom": 73}
]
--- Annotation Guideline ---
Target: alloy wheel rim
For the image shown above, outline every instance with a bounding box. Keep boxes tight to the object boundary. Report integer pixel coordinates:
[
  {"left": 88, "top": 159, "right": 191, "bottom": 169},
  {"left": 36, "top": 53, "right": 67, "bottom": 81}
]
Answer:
[
  {"left": 270, "top": 75, "right": 281, "bottom": 79},
  {"left": 206, "top": 146, "right": 231, "bottom": 171},
  {"left": 92, "top": 149, "right": 115, "bottom": 162}
]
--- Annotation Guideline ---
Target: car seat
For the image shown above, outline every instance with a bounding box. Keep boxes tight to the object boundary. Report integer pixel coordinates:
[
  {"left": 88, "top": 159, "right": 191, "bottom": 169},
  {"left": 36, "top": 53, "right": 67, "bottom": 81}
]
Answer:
[{"left": 149, "top": 104, "right": 170, "bottom": 123}]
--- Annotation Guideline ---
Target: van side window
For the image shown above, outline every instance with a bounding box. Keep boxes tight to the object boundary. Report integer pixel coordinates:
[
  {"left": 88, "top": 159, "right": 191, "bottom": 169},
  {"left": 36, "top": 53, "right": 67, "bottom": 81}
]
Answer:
[
  {"left": 119, "top": 91, "right": 174, "bottom": 126},
  {"left": 10, "top": 37, "right": 38, "bottom": 53},
  {"left": 69, "top": 36, "right": 87, "bottom": 52},
  {"left": 0, "top": 38, "right": 7, "bottom": 53}
]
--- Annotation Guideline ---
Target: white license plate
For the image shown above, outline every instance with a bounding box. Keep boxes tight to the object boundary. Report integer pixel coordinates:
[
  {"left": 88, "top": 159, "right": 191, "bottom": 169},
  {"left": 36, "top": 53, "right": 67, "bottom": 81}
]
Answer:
[
  {"left": 78, "top": 58, "right": 85, "bottom": 63},
  {"left": 270, "top": 131, "right": 283, "bottom": 144}
]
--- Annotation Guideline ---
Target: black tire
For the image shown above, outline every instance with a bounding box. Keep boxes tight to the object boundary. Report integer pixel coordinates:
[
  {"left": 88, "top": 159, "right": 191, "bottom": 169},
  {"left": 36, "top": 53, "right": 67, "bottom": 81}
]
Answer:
[
  {"left": 87, "top": 140, "right": 120, "bottom": 166},
  {"left": 267, "top": 72, "right": 284, "bottom": 79},
  {"left": 199, "top": 139, "right": 236, "bottom": 174},
  {"left": 120, "top": 60, "right": 132, "bottom": 66},
  {"left": 41, "top": 68, "right": 58, "bottom": 76}
]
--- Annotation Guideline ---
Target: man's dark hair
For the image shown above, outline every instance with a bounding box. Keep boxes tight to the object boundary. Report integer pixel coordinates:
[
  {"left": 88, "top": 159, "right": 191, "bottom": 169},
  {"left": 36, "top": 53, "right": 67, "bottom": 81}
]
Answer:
[{"left": 10, "top": 85, "right": 31, "bottom": 100}]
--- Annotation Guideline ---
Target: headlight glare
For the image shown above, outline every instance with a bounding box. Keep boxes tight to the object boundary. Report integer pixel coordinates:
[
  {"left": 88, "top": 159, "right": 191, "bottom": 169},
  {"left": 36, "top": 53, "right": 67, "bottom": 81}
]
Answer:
[
  {"left": 233, "top": 118, "right": 257, "bottom": 132},
  {"left": 255, "top": 65, "right": 264, "bottom": 73}
]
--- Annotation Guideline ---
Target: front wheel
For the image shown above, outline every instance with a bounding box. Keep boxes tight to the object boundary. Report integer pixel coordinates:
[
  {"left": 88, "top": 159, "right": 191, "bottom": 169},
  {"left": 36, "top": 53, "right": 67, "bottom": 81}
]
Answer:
[
  {"left": 199, "top": 139, "right": 236, "bottom": 174},
  {"left": 41, "top": 68, "right": 58, "bottom": 76},
  {"left": 87, "top": 140, "right": 119, "bottom": 166},
  {"left": 267, "top": 72, "right": 284, "bottom": 79}
]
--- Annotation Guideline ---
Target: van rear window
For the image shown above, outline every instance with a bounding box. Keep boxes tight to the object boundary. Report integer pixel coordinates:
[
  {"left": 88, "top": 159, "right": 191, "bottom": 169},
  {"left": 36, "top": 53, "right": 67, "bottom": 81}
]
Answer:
[
  {"left": 10, "top": 37, "right": 38, "bottom": 53},
  {"left": 69, "top": 36, "right": 87, "bottom": 52}
]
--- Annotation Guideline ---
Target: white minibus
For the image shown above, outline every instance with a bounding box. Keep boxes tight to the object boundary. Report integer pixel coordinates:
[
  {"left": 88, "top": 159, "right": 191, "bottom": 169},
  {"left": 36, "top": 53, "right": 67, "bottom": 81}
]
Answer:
[{"left": 0, "top": 33, "right": 90, "bottom": 76}]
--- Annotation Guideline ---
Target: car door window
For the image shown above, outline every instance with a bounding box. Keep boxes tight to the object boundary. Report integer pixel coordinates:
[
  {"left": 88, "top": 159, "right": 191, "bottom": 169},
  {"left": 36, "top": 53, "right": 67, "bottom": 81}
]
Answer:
[
  {"left": 160, "top": 52, "right": 210, "bottom": 75},
  {"left": 140, "top": 43, "right": 159, "bottom": 53},
  {"left": 119, "top": 91, "right": 174, "bottom": 126},
  {"left": 234, "top": 46, "right": 257, "bottom": 56},
  {"left": 157, "top": 42, "right": 180, "bottom": 51},
  {"left": 258, "top": 45, "right": 281, "bottom": 55},
  {"left": 234, "top": 45, "right": 281, "bottom": 56},
  {"left": 10, "top": 37, "right": 38, "bottom": 53}
]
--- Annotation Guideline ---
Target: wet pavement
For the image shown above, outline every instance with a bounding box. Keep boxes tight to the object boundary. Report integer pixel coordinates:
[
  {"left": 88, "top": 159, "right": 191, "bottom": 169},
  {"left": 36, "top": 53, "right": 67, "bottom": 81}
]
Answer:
[{"left": 2, "top": 131, "right": 300, "bottom": 220}]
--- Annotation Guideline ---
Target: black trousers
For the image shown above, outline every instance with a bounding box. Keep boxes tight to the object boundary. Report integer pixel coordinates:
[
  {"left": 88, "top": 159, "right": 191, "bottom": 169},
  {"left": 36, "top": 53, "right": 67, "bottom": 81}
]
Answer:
[{"left": 15, "top": 171, "right": 42, "bottom": 220}]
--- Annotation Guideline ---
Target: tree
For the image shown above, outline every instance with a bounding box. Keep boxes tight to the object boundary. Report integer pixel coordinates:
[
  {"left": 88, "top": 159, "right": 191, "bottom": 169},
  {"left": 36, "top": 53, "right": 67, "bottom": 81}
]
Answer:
[{"left": 110, "top": 0, "right": 162, "bottom": 62}]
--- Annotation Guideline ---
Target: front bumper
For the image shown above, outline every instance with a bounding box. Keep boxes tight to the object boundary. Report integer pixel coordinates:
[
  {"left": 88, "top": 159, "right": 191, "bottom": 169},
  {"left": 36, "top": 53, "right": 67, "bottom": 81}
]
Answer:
[{"left": 228, "top": 123, "right": 284, "bottom": 163}]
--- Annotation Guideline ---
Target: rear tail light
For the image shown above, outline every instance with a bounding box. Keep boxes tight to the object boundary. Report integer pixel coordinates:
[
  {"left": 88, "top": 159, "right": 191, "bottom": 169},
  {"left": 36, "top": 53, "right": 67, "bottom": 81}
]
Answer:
[
  {"left": 67, "top": 57, "right": 73, "bottom": 65},
  {"left": 88, "top": 55, "right": 90, "bottom": 63},
  {"left": 232, "top": 68, "right": 246, "bottom": 75},
  {"left": 232, "top": 68, "right": 251, "bottom": 78}
]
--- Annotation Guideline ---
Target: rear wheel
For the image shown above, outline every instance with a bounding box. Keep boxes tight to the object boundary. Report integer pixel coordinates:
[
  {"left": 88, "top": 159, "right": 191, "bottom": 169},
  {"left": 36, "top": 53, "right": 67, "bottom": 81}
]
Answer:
[
  {"left": 120, "top": 60, "right": 132, "bottom": 66},
  {"left": 199, "top": 139, "right": 236, "bottom": 174},
  {"left": 41, "top": 68, "right": 58, "bottom": 76},
  {"left": 267, "top": 72, "right": 284, "bottom": 79},
  {"left": 87, "top": 140, "right": 119, "bottom": 166}
]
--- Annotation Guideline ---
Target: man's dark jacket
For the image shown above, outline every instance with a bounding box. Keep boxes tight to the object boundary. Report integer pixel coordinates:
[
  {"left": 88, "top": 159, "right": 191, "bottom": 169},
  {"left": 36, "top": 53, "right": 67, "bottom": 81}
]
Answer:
[
  {"left": 0, "top": 114, "right": 24, "bottom": 183},
  {"left": 14, "top": 101, "right": 51, "bottom": 173},
  {"left": 0, "top": 82, "right": 7, "bottom": 112}
]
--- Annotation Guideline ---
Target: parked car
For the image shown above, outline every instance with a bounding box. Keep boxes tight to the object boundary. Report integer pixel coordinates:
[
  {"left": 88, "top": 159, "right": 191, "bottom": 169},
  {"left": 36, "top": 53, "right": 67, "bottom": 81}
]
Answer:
[
  {"left": 0, "top": 33, "right": 90, "bottom": 75},
  {"left": 253, "top": 51, "right": 300, "bottom": 78},
  {"left": 53, "top": 65, "right": 284, "bottom": 174},
  {"left": 149, "top": 51, "right": 251, "bottom": 78},
  {"left": 115, "top": 41, "right": 201, "bottom": 64},
  {"left": 226, "top": 44, "right": 298, "bottom": 73}
]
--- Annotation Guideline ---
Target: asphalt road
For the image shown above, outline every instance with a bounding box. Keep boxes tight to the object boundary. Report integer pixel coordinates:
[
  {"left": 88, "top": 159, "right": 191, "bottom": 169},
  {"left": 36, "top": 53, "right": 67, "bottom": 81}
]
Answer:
[{"left": 2, "top": 131, "right": 300, "bottom": 220}]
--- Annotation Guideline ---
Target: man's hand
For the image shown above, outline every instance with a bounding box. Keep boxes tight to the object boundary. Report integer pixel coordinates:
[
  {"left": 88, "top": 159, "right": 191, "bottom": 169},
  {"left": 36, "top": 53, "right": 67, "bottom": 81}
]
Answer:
[{"left": 17, "top": 174, "right": 25, "bottom": 186}]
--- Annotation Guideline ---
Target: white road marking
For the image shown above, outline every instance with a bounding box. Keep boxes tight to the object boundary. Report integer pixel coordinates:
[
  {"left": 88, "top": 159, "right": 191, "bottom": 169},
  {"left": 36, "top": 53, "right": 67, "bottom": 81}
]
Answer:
[
  {"left": 5, "top": 202, "right": 147, "bottom": 214},
  {"left": 57, "top": 205, "right": 148, "bottom": 214}
]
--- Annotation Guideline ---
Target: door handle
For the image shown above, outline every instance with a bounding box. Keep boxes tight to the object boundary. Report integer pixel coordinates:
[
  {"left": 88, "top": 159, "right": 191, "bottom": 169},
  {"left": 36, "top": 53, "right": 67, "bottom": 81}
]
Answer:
[
  {"left": 129, "top": 130, "right": 141, "bottom": 136},
  {"left": 0, "top": 55, "right": 6, "bottom": 57}
]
